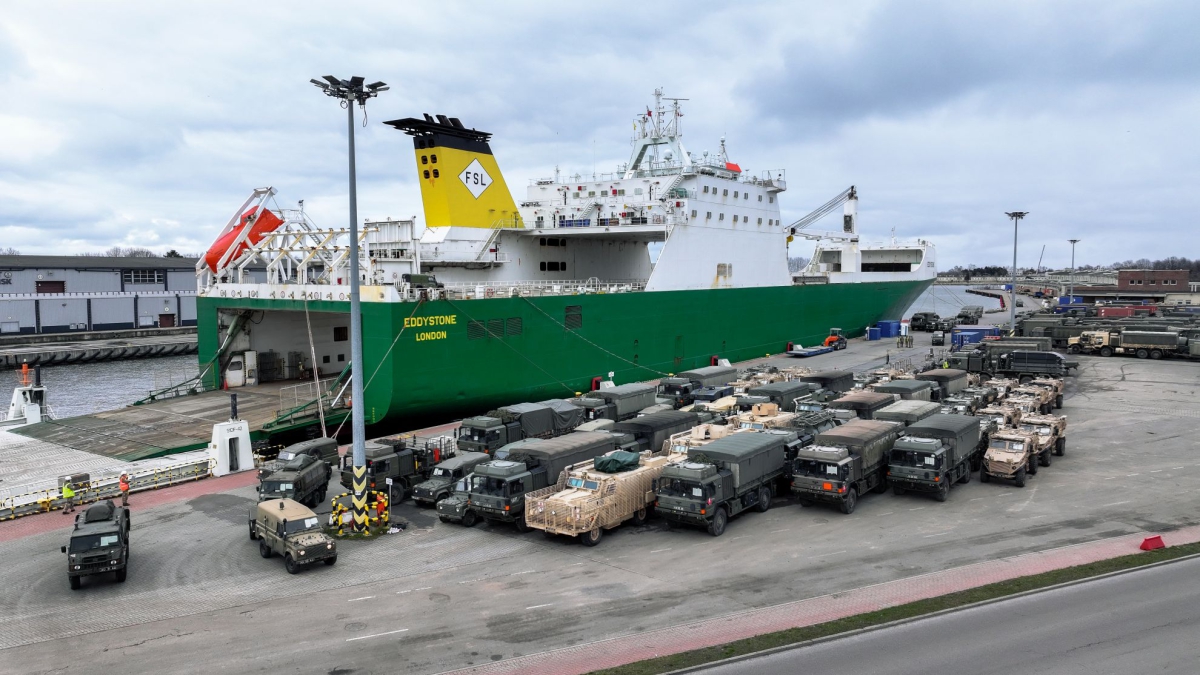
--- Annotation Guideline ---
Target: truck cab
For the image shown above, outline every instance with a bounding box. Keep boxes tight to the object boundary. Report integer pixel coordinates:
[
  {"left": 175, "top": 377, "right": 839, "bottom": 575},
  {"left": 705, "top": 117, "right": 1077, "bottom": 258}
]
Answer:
[
  {"left": 411, "top": 451, "right": 490, "bottom": 506},
  {"left": 467, "top": 459, "right": 540, "bottom": 531},
  {"left": 657, "top": 378, "right": 697, "bottom": 408},
  {"left": 62, "top": 500, "right": 130, "bottom": 590},
  {"left": 457, "top": 416, "right": 512, "bottom": 454},
  {"left": 980, "top": 430, "right": 1038, "bottom": 487},
  {"left": 256, "top": 452, "right": 331, "bottom": 508}
]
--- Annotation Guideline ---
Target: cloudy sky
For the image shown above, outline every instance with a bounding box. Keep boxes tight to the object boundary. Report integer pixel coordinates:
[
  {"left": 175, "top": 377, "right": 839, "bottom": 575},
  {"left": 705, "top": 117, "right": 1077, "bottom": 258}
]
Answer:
[{"left": 1, "top": 1, "right": 1196, "bottom": 269}]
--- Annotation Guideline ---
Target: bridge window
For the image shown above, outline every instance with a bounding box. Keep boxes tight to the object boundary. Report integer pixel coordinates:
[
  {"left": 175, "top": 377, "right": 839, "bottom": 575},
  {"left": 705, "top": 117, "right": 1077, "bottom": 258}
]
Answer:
[
  {"left": 588, "top": 191, "right": 596, "bottom": 197},
  {"left": 421, "top": 156, "right": 428, "bottom": 165},
  {"left": 744, "top": 193, "right": 749, "bottom": 200},
  {"left": 634, "top": 188, "right": 644, "bottom": 195},
  {"left": 430, "top": 154, "right": 437, "bottom": 164},
  {"left": 423, "top": 170, "right": 430, "bottom": 179},
  {"left": 769, "top": 196, "right": 775, "bottom": 203},
  {"left": 757, "top": 217, "right": 763, "bottom": 224},
  {"left": 432, "top": 169, "right": 439, "bottom": 178},
  {"left": 691, "top": 210, "right": 697, "bottom": 218},
  {"left": 703, "top": 186, "right": 709, "bottom": 194},
  {"left": 723, "top": 189, "right": 728, "bottom": 197},
  {"left": 719, "top": 213, "right": 725, "bottom": 221}
]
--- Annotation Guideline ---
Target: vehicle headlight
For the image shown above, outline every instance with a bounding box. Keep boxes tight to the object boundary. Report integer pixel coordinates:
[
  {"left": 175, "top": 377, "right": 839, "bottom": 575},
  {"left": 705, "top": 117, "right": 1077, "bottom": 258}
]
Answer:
[
  {"left": 73, "top": 565, "right": 81, "bottom": 570},
  {"left": 327, "top": 543, "right": 333, "bottom": 550},
  {"left": 299, "top": 550, "right": 306, "bottom": 556}
]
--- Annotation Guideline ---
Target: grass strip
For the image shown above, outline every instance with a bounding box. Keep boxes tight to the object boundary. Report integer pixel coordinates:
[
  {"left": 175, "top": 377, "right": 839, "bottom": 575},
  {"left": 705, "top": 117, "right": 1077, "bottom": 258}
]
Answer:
[{"left": 589, "top": 540, "right": 1200, "bottom": 675}]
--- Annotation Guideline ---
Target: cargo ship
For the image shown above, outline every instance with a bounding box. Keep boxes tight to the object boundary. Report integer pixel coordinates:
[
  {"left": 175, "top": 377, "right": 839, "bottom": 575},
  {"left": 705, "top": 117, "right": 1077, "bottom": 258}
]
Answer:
[{"left": 193, "top": 91, "right": 936, "bottom": 433}]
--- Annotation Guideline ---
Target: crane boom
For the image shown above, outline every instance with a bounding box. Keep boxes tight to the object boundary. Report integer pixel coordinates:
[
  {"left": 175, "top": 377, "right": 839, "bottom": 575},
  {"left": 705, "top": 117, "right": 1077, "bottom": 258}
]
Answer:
[{"left": 786, "top": 186, "right": 856, "bottom": 234}]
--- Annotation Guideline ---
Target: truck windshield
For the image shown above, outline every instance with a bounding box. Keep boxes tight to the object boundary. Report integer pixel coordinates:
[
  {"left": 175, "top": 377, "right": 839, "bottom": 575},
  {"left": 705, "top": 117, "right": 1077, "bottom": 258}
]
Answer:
[
  {"left": 658, "top": 478, "right": 705, "bottom": 499},
  {"left": 567, "top": 477, "right": 600, "bottom": 490},
  {"left": 660, "top": 383, "right": 690, "bottom": 395},
  {"left": 991, "top": 440, "right": 1025, "bottom": 451},
  {"left": 464, "top": 427, "right": 498, "bottom": 442},
  {"left": 262, "top": 481, "right": 293, "bottom": 494},
  {"left": 470, "top": 475, "right": 508, "bottom": 496},
  {"left": 890, "top": 450, "right": 941, "bottom": 469},
  {"left": 285, "top": 517, "right": 321, "bottom": 534},
  {"left": 454, "top": 478, "right": 468, "bottom": 492},
  {"left": 794, "top": 460, "right": 844, "bottom": 479},
  {"left": 432, "top": 467, "right": 452, "bottom": 478},
  {"left": 69, "top": 534, "right": 120, "bottom": 552},
  {"left": 1019, "top": 425, "right": 1052, "bottom": 436}
]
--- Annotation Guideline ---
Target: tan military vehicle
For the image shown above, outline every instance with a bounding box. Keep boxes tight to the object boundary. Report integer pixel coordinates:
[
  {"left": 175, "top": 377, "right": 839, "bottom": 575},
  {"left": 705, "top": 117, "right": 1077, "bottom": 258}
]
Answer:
[
  {"left": 525, "top": 450, "right": 676, "bottom": 546},
  {"left": 1018, "top": 413, "right": 1068, "bottom": 459},
  {"left": 977, "top": 405, "right": 1021, "bottom": 430},
  {"left": 1028, "top": 378, "right": 1065, "bottom": 409},
  {"left": 1009, "top": 385, "right": 1054, "bottom": 414},
  {"left": 664, "top": 423, "right": 737, "bottom": 455},
  {"left": 987, "top": 377, "right": 1020, "bottom": 401},
  {"left": 731, "top": 403, "right": 800, "bottom": 431},
  {"left": 979, "top": 429, "right": 1038, "bottom": 487},
  {"left": 249, "top": 498, "right": 337, "bottom": 574}
]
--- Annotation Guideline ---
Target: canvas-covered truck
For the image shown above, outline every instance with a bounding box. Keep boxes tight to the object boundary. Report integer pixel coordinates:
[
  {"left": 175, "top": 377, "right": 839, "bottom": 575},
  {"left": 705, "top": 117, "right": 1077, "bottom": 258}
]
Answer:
[
  {"left": 574, "top": 383, "right": 657, "bottom": 422},
  {"left": 980, "top": 428, "right": 1039, "bottom": 487},
  {"left": 656, "top": 365, "right": 738, "bottom": 407},
  {"left": 869, "top": 379, "right": 934, "bottom": 401},
  {"left": 915, "top": 369, "right": 969, "bottom": 401},
  {"left": 525, "top": 450, "right": 674, "bottom": 546},
  {"left": 826, "top": 391, "right": 897, "bottom": 420},
  {"left": 338, "top": 436, "right": 454, "bottom": 501},
  {"left": 456, "top": 400, "right": 583, "bottom": 454},
  {"left": 790, "top": 420, "right": 901, "bottom": 514},
  {"left": 746, "top": 380, "right": 818, "bottom": 411},
  {"left": 875, "top": 400, "right": 940, "bottom": 426},
  {"left": 459, "top": 432, "right": 617, "bottom": 531},
  {"left": 1069, "top": 330, "right": 1184, "bottom": 359},
  {"left": 888, "top": 414, "right": 981, "bottom": 502},
  {"left": 62, "top": 500, "right": 130, "bottom": 589},
  {"left": 796, "top": 370, "right": 855, "bottom": 397},
  {"left": 257, "top": 452, "right": 332, "bottom": 508},
  {"left": 910, "top": 312, "right": 939, "bottom": 332},
  {"left": 655, "top": 431, "right": 798, "bottom": 536},
  {"left": 411, "top": 451, "right": 490, "bottom": 506},
  {"left": 611, "top": 410, "right": 701, "bottom": 453},
  {"left": 1017, "top": 413, "right": 1068, "bottom": 462}
]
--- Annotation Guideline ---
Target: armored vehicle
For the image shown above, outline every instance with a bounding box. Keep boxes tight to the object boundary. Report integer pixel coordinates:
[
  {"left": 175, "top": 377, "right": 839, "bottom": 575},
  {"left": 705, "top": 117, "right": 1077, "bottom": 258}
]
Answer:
[
  {"left": 980, "top": 429, "right": 1038, "bottom": 487},
  {"left": 1027, "top": 378, "right": 1064, "bottom": 409},
  {"left": 977, "top": 404, "right": 1021, "bottom": 430},
  {"left": 961, "top": 384, "right": 998, "bottom": 405},
  {"left": 62, "top": 500, "right": 130, "bottom": 589},
  {"left": 939, "top": 394, "right": 980, "bottom": 415},
  {"left": 731, "top": 403, "right": 800, "bottom": 431},
  {"left": 656, "top": 431, "right": 798, "bottom": 536},
  {"left": 339, "top": 437, "right": 454, "bottom": 501},
  {"left": 869, "top": 379, "right": 934, "bottom": 401},
  {"left": 1009, "top": 385, "right": 1054, "bottom": 415},
  {"left": 460, "top": 432, "right": 617, "bottom": 530},
  {"left": 526, "top": 450, "right": 674, "bottom": 545},
  {"left": 786, "top": 409, "right": 843, "bottom": 448},
  {"left": 611, "top": 410, "right": 701, "bottom": 453},
  {"left": 875, "top": 400, "right": 940, "bottom": 426},
  {"left": 657, "top": 365, "right": 738, "bottom": 407},
  {"left": 790, "top": 420, "right": 901, "bottom": 514},
  {"left": 663, "top": 423, "right": 737, "bottom": 455},
  {"left": 574, "top": 383, "right": 657, "bottom": 421},
  {"left": 411, "top": 451, "right": 490, "bottom": 506},
  {"left": 889, "top": 414, "right": 981, "bottom": 502},
  {"left": 249, "top": 498, "right": 337, "bottom": 574},
  {"left": 826, "top": 391, "right": 897, "bottom": 420},
  {"left": 257, "top": 452, "right": 331, "bottom": 507},
  {"left": 915, "top": 369, "right": 969, "bottom": 401},
  {"left": 746, "top": 380, "right": 819, "bottom": 411},
  {"left": 1017, "top": 413, "right": 1068, "bottom": 462},
  {"left": 457, "top": 399, "right": 583, "bottom": 454}
]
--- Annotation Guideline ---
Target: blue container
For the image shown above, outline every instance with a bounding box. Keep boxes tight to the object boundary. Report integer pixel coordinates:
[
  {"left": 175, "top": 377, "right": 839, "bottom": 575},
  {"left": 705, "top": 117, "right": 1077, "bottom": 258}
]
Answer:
[
  {"left": 877, "top": 320, "right": 901, "bottom": 338},
  {"left": 867, "top": 327, "right": 881, "bottom": 341}
]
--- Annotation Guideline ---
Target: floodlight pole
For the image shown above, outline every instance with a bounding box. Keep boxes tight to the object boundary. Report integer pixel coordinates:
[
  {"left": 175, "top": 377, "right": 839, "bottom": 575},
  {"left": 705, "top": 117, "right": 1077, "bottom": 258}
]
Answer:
[
  {"left": 1068, "top": 239, "right": 1081, "bottom": 304},
  {"left": 1005, "top": 211, "right": 1027, "bottom": 334}
]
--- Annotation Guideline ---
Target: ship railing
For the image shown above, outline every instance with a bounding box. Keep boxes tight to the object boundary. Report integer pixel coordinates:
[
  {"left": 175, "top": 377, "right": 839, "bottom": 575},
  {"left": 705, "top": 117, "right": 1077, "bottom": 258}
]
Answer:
[
  {"left": 399, "top": 279, "right": 647, "bottom": 302},
  {"left": 264, "top": 363, "right": 352, "bottom": 430}
]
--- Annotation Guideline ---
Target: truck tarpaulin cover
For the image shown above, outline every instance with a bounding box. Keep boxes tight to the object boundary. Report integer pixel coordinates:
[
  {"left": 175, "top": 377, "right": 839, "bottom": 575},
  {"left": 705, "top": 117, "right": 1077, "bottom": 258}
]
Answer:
[
  {"left": 593, "top": 451, "right": 642, "bottom": 473},
  {"left": 537, "top": 399, "right": 584, "bottom": 433},
  {"left": 494, "top": 402, "right": 555, "bottom": 437}
]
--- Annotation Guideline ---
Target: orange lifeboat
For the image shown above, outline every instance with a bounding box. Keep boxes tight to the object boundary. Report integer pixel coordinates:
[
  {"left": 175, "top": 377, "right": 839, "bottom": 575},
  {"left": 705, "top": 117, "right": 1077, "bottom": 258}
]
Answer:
[{"left": 205, "top": 207, "right": 283, "bottom": 272}]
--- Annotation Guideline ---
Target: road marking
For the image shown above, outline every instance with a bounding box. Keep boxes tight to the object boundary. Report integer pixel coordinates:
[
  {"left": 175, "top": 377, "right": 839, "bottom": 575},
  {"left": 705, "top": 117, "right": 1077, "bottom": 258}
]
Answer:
[
  {"left": 510, "top": 569, "right": 536, "bottom": 576},
  {"left": 969, "top": 498, "right": 984, "bottom": 502},
  {"left": 1105, "top": 476, "right": 1117, "bottom": 480},
  {"left": 1171, "top": 467, "right": 1184, "bottom": 470},
  {"left": 1027, "top": 515, "right": 1047, "bottom": 520},
  {"left": 396, "top": 587, "right": 431, "bottom": 594},
  {"left": 1150, "top": 470, "right": 1163, "bottom": 473},
  {"left": 1103, "top": 500, "right": 1132, "bottom": 507},
  {"left": 570, "top": 562, "right": 584, "bottom": 566},
  {"left": 877, "top": 511, "right": 895, "bottom": 516},
  {"left": 1126, "top": 473, "right": 1140, "bottom": 477},
  {"left": 525, "top": 603, "right": 553, "bottom": 610},
  {"left": 649, "top": 548, "right": 673, "bottom": 553},
  {"left": 908, "top": 507, "right": 925, "bottom": 511},
  {"left": 346, "top": 628, "right": 409, "bottom": 642},
  {"left": 923, "top": 532, "right": 949, "bottom": 538},
  {"left": 769, "top": 529, "right": 790, "bottom": 534},
  {"left": 347, "top": 596, "right": 374, "bottom": 602},
  {"left": 806, "top": 550, "right": 848, "bottom": 559}
]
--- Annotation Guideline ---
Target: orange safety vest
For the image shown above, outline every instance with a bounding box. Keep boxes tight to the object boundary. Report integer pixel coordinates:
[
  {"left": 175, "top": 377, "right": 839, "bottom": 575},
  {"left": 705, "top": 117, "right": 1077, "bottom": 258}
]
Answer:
[{"left": 119, "top": 476, "right": 130, "bottom": 491}]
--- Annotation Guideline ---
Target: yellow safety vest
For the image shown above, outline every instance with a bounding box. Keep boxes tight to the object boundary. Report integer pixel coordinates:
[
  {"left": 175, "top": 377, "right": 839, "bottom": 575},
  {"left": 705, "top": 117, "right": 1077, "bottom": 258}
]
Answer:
[{"left": 62, "top": 484, "right": 76, "bottom": 499}]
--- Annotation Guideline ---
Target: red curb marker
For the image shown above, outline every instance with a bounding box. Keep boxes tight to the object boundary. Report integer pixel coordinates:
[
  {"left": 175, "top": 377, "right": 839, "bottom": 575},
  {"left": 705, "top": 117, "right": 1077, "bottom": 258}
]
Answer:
[{"left": 1140, "top": 535, "right": 1165, "bottom": 551}]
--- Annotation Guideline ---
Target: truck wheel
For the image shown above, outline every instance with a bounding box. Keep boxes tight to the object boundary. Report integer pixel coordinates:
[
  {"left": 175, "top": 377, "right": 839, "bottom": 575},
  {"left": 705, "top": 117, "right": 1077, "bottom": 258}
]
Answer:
[
  {"left": 318, "top": 488, "right": 327, "bottom": 503},
  {"left": 1068, "top": 344, "right": 1080, "bottom": 354},
  {"left": 323, "top": 556, "right": 338, "bottom": 566},
  {"left": 1099, "top": 347, "right": 1113, "bottom": 357},
  {"left": 284, "top": 554, "right": 299, "bottom": 575},
  {"left": 1028, "top": 456, "right": 1039, "bottom": 475},
  {"left": 958, "top": 468, "right": 971, "bottom": 485},
  {"left": 1020, "top": 375, "right": 1033, "bottom": 384},
  {"left": 707, "top": 508, "right": 728, "bottom": 537},
  {"left": 934, "top": 483, "right": 948, "bottom": 502},
  {"left": 514, "top": 518, "right": 530, "bottom": 533},
  {"left": 439, "top": 515, "right": 451, "bottom": 523},
  {"left": 873, "top": 476, "right": 889, "bottom": 494},
  {"left": 249, "top": 523, "right": 257, "bottom": 541},
  {"left": 462, "top": 511, "right": 478, "bottom": 528},
  {"left": 1136, "top": 349, "right": 1149, "bottom": 359},
  {"left": 980, "top": 468, "right": 991, "bottom": 483},
  {"left": 115, "top": 568, "right": 127, "bottom": 583},
  {"left": 1055, "top": 394, "right": 1063, "bottom": 409},
  {"left": 756, "top": 486, "right": 771, "bottom": 513},
  {"left": 259, "top": 540, "right": 273, "bottom": 558},
  {"left": 1040, "top": 450, "right": 1052, "bottom": 467},
  {"left": 893, "top": 485, "right": 906, "bottom": 496},
  {"left": 581, "top": 527, "right": 604, "bottom": 547},
  {"left": 798, "top": 499, "right": 814, "bottom": 508},
  {"left": 69, "top": 576, "right": 81, "bottom": 590},
  {"left": 632, "top": 506, "right": 650, "bottom": 525},
  {"left": 839, "top": 488, "right": 858, "bottom": 515},
  {"left": 1150, "top": 350, "right": 1163, "bottom": 360},
  {"left": 1056, "top": 437, "right": 1066, "bottom": 456},
  {"left": 1015, "top": 467, "right": 1027, "bottom": 488}
]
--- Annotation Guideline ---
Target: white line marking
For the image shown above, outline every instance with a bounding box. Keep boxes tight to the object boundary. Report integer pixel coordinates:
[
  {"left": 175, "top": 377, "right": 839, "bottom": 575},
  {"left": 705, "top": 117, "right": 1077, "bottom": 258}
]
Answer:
[
  {"left": 1027, "top": 515, "right": 1047, "bottom": 520},
  {"left": 1171, "top": 467, "right": 1184, "bottom": 470},
  {"left": 1150, "top": 470, "right": 1163, "bottom": 473},
  {"left": 649, "top": 548, "right": 672, "bottom": 553},
  {"left": 1104, "top": 477, "right": 1117, "bottom": 480},
  {"left": 1103, "top": 500, "right": 1132, "bottom": 507},
  {"left": 969, "top": 498, "right": 984, "bottom": 502},
  {"left": 1126, "top": 473, "right": 1140, "bottom": 477},
  {"left": 346, "top": 628, "right": 408, "bottom": 642},
  {"left": 347, "top": 596, "right": 374, "bottom": 602},
  {"left": 396, "top": 587, "right": 431, "bottom": 594},
  {"left": 923, "top": 532, "right": 949, "bottom": 538},
  {"left": 909, "top": 507, "right": 925, "bottom": 511},
  {"left": 806, "top": 549, "right": 848, "bottom": 559},
  {"left": 510, "top": 570, "right": 536, "bottom": 576},
  {"left": 769, "top": 529, "right": 790, "bottom": 534},
  {"left": 570, "top": 562, "right": 584, "bottom": 566},
  {"left": 878, "top": 511, "right": 895, "bottom": 516},
  {"left": 525, "top": 603, "right": 553, "bottom": 610}
]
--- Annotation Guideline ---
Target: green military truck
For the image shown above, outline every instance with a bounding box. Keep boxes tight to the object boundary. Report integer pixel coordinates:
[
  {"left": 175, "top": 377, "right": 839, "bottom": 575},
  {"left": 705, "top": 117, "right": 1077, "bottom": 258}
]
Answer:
[
  {"left": 573, "top": 383, "right": 658, "bottom": 422},
  {"left": 888, "top": 414, "right": 981, "bottom": 502},
  {"left": 875, "top": 400, "right": 940, "bottom": 426},
  {"left": 611, "top": 409, "right": 701, "bottom": 453},
  {"left": 796, "top": 370, "right": 856, "bottom": 399},
  {"left": 869, "top": 379, "right": 934, "bottom": 401},
  {"left": 62, "top": 500, "right": 130, "bottom": 590},
  {"left": 456, "top": 400, "right": 583, "bottom": 454},
  {"left": 827, "top": 391, "right": 898, "bottom": 420},
  {"left": 257, "top": 452, "right": 332, "bottom": 507},
  {"left": 339, "top": 437, "right": 454, "bottom": 501},
  {"left": 655, "top": 430, "right": 798, "bottom": 536},
  {"left": 249, "top": 498, "right": 337, "bottom": 574},
  {"left": 790, "top": 420, "right": 901, "bottom": 514},
  {"left": 411, "top": 451, "right": 490, "bottom": 506},
  {"left": 449, "top": 432, "right": 617, "bottom": 531},
  {"left": 915, "top": 369, "right": 969, "bottom": 402},
  {"left": 657, "top": 365, "right": 738, "bottom": 408}
]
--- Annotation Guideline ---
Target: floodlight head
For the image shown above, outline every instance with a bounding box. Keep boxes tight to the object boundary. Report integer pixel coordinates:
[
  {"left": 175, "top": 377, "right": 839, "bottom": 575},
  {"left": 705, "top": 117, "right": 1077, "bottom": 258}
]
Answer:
[
  {"left": 310, "top": 79, "right": 329, "bottom": 89},
  {"left": 1004, "top": 211, "right": 1029, "bottom": 220},
  {"left": 350, "top": 75, "right": 365, "bottom": 86},
  {"left": 367, "top": 81, "right": 386, "bottom": 89},
  {"left": 1068, "top": 238, "right": 1081, "bottom": 244},
  {"left": 323, "top": 75, "right": 342, "bottom": 86}
]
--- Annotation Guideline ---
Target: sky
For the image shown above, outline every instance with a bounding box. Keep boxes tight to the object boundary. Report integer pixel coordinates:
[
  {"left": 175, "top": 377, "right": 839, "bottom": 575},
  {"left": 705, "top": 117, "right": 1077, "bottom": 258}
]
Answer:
[{"left": 1, "top": 1, "right": 1197, "bottom": 269}]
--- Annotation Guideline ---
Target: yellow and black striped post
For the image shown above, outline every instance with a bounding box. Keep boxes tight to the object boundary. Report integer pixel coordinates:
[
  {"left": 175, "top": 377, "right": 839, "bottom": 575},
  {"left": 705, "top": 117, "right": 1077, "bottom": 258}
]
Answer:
[{"left": 351, "top": 464, "right": 368, "bottom": 531}]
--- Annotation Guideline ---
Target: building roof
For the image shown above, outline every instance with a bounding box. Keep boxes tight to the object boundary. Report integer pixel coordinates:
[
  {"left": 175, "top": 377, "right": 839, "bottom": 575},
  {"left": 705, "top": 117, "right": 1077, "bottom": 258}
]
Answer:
[{"left": 0, "top": 255, "right": 200, "bottom": 270}]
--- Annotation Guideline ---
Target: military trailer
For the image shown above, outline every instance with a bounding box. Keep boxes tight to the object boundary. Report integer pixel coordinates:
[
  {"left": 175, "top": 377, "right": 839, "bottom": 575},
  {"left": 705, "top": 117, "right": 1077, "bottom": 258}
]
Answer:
[
  {"left": 576, "top": 383, "right": 657, "bottom": 422},
  {"left": 611, "top": 410, "right": 701, "bottom": 454},
  {"left": 461, "top": 432, "right": 617, "bottom": 531},
  {"left": 62, "top": 500, "right": 130, "bottom": 589},
  {"left": 790, "top": 420, "right": 901, "bottom": 514},
  {"left": 525, "top": 450, "right": 674, "bottom": 545},
  {"left": 456, "top": 400, "right": 583, "bottom": 454},
  {"left": 257, "top": 452, "right": 332, "bottom": 507},
  {"left": 915, "top": 369, "right": 969, "bottom": 401},
  {"left": 980, "top": 428, "right": 1038, "bottom": 487},
  {"left": 411, "top": 451, "right": 491, "bottom": 506},
  {"left": 875, "top": 400, "right": 940, "bottom": 426},
  {"left": 656, "top": 431, "right": 797, "bottom": 536},
  {"left": 747, "top": 380, "right": 819, "bottom": 412},
  {"left": 796, "top": 370, "right": 855, "bottom": 396},
  {"left": 889, "top": 414, "right": 981, "bottom": 502},
  {"left": 826, "top": 391, "right": 897, "bottom": 420},
  {"left": 338, "top": 437, "right": 454, "bottom": 501},
  {"left": 657, "top": 365, "right": 738, "bottom": 407},
  {"left": 869, "top": 379, "right": 934, "bottom": 401},
  {"left": 249, "top": 498, "right": 337, "bottom": 574}
]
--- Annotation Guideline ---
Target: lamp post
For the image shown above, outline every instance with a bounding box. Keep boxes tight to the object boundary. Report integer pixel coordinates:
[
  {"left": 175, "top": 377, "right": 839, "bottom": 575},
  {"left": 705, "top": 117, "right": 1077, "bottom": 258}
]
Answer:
[
  {"left": 1068, "top": 239, "right": 1081, "bottom": 305},
  {"left": 1004, "top": 211, "right": 1027, "bottom": 333},
  {"left": 311, "top": 75, "right": 389, "bottom": 531}
]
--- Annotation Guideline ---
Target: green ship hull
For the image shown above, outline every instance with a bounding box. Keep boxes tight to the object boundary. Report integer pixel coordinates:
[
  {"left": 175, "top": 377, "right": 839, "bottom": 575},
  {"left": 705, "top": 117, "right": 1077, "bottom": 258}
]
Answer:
[{"left": 197, "top": 279, "right": 931, "bottom": 431}]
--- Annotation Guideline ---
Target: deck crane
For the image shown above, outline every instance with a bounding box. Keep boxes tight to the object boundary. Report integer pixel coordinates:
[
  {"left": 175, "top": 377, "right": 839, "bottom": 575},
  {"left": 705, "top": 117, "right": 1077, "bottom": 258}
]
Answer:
[{"left": 785, "top": 186, "right": 858, "bottom": 244}]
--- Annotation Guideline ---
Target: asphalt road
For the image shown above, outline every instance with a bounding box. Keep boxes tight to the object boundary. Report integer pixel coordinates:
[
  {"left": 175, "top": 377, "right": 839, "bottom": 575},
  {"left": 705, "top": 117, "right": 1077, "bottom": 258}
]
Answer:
[{"left": 697, "top": 555, "right": 1200, "bottom": 675}]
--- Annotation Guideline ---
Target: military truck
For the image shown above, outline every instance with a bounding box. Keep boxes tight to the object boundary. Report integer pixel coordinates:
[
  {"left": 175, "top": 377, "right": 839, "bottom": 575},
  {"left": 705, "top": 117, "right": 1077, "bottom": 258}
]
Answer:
[
  {"left": 62, "top": 500, "right": 130, "bottom": 589},
  {"left": 656, "top": 431, "right": 798, "bottom": 536},
  {"left": 796, "top": 370, "right": 855, "bottom": 397},
  {"left": 338, "top": 437, "right": 455, "bottom": 501},
  {"left": 869, "top": 379, "right": 934, "bottom": 401},
  {"left": 979, "top": 428, "right": 1039, "bottom": 487},
  {"left": 1027, "top": 378, "right": 1065, "bottom": 409},
  {"left": 910, "top": 312, "right": 939, "bottom": 332},
  {"left": 249, "top": 498, "right": 337, "bottom": 574},
  {"left": 888, "top": 414, "right": 981, "bottom": 502},
  {"left": 938, "top": 394, "right": 980, "bottom": 415},
  {"left": 411, "top": 451, "right": 490, "bottom": 506},
  {"left": 875, "top": 400, "right": 940, "bottom": 426},
  {"left": 456, "top": 400, "right": 583, "bottom": 454},
  {"left": 745, "top": 380, "right": 818, "bottom": 411},
  {"left": 1017, "top": 413, "right": 1068, "bottom": 462},
  {"left": 956, "top": 305, "right": 985, "bottom": 324},
  {"left": 790, "top": 420, "right": 901, "bottom": 514},
  {"left": 826, "top": 391, "right": 897, "bottom": 420},
  {"left": 657, "top": 365, "right": 738, "bottom": 407},
  {"left": 977, "top": 404, "right": 1021, "bottom": 431},
  {"left": 526, "top": 450, "right": 674, "bottom": 545},
  {"left": 915, "top": 368, "right": 969, "bottom": 401},
  {"left": 274, "top": 437, "right": 340, "bottom": 467},
  {"left": 611, "top": 410, "right": 701, "bottom": 453},
  {"left": 574, "top": 383, "right": 657, "bottom": 422},
  {"left": 459, "top": 432, "right": 618, "bottom": 531},
  {"left": 257, "top": 452, "right": 332, "bottom": 507}
]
